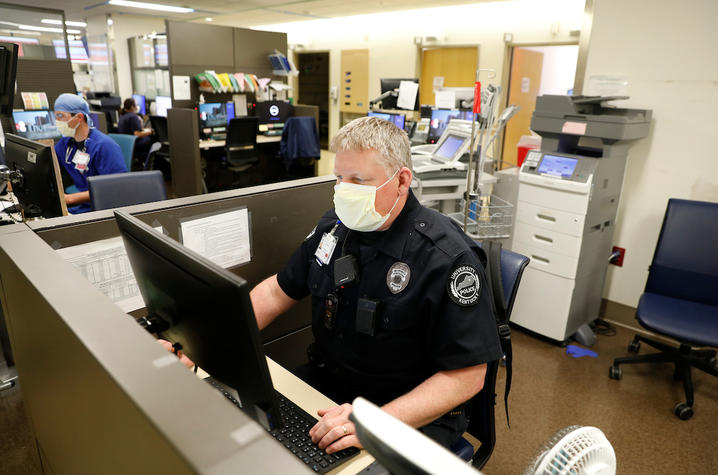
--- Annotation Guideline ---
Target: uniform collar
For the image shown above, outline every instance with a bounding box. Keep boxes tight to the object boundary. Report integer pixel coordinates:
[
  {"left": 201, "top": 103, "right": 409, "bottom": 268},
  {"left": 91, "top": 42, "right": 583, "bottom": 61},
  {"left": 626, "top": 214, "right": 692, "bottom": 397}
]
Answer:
[{"left": 361, "top": 190, "right": 421, "bottom": 260}]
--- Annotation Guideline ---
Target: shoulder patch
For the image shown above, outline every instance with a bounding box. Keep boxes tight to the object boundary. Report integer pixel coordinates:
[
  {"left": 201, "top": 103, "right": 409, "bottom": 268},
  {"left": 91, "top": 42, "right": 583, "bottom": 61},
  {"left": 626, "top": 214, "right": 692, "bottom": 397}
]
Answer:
[{"left": 447, "top": 265, "right": 481, "bottom": 307}]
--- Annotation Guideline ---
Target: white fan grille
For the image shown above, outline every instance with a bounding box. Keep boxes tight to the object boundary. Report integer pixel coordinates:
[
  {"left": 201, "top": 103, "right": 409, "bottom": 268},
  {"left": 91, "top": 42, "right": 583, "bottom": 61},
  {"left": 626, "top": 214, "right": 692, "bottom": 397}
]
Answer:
[{"left": 532, "top": 426, "right": 616, "bottom": 475}]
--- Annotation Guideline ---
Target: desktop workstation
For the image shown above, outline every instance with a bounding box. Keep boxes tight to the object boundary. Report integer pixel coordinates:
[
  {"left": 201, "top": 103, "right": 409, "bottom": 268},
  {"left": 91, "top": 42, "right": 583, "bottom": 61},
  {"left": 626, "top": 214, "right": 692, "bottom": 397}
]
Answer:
[{"left": 0, "top": 177, "right": 377, "bottom": 473}]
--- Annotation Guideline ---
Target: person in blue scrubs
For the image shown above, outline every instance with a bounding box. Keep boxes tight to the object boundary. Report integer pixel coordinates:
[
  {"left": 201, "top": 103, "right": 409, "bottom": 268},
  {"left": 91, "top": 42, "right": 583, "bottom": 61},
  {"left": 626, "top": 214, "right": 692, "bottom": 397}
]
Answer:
[
  {"left": 53, "top": 93, "right": 127, "bottom": 213},
  {"left": 118, "top": 97, "right": 153, "bottom": 164}
]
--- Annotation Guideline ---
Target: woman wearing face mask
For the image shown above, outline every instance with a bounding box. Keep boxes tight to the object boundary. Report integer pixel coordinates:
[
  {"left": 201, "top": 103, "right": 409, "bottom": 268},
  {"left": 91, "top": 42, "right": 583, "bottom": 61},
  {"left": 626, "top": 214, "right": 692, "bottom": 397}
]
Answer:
[
  {"left": 118, "top": 97, "right": 153, "bottom": 165},
  {"left": 246, "top": 117, "right": 503, "bottom": 455},
  {"left": 53, "top": 93, "right": 127, "bottom": 213}
]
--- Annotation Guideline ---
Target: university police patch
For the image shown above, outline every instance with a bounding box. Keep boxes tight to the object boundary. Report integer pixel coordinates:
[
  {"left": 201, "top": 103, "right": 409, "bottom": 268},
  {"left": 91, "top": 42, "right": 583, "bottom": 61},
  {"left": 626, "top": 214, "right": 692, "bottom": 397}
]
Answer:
[
  {"left": 387, "top": 262, "right": 411, "bottom": 294},
  {"left": 447, "top": 265, "right": 481, "bottom": 306}
]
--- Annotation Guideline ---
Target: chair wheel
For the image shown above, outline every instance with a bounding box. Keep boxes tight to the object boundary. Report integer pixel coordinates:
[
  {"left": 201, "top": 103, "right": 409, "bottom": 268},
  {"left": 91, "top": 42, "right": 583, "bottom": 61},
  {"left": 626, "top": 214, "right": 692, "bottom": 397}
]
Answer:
[
  {"left": 673, "top": 403, "right": 693, "bottom": 420},
  {"left": 608, "top": 365, "right": 622, "bottom": 380},
  {"left": 709, "top": 357, "right": 717, "bottom": 368},
  {"left": 628, "top": 340, "right": 641, "bottom": 353}
]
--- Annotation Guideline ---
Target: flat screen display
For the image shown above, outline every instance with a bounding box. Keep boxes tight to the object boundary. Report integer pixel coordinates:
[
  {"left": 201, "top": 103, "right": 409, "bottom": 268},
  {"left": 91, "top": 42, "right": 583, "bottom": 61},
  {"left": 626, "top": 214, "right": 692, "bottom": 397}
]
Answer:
[
  {"left": 199, "top": 102, "right": 235, "bottom": 128},
  {"left": 537, "top": 154, "right": 578, "bottom": 177},
  {"left": 132, "top": 94, "right": 146, "bottom": 115},
  {"left": 12, "top": 110, "right": 60, "bottom": 140},
  {"left": 368, "top": 111, "right": 405, "bottom": 130},
  {"left": 434, "top": 135, "right": 466, "bottom": 161},
  {"left": 154, "top": 96, "right": 171, "bottom": 117}
]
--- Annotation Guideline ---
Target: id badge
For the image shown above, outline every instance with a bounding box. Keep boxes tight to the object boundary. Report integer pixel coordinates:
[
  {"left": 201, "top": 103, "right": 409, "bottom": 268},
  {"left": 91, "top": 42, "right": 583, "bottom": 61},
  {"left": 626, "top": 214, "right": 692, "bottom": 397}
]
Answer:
[
  {"left": 72, "top": 150, "right": 91, "bottom": 173},
  {"left": 314, "top": 232, "right": 338, "bottom": 266}
]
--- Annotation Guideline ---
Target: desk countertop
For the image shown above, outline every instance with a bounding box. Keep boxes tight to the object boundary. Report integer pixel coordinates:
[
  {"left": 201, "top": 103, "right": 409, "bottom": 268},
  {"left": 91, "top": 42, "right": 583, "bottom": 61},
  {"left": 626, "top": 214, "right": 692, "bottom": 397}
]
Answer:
[
  {"left": 199, "top": 359, "right": 375, "bottom": 474},
  {"left": 199, "top": 135, "right": 282, "bottom": 149}
]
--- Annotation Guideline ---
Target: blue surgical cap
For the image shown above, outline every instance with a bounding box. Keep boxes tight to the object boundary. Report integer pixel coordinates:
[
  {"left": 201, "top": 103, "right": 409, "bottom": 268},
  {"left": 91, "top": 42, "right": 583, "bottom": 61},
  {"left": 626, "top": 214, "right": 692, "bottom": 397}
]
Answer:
[{"left": 54, "top": 93, "right": 93, "bottom": 127}]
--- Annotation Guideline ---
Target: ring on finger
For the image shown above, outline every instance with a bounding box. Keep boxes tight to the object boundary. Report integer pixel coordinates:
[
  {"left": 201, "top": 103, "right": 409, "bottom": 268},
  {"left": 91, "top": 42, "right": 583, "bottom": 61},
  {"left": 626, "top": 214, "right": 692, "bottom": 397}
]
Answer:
[{"left": 341, "top": 425, "right": 348, "bottom": 436}]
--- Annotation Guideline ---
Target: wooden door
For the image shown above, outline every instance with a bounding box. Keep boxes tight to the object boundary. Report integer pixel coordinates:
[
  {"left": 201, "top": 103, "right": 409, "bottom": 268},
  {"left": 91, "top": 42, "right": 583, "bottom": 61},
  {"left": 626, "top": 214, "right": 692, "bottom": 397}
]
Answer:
[
  {"left": 501, "top": 47, "right": 543, "bottom": 168},
  {"left": 340, "top": 49, "right": 369, "bottom": 114},
  {"left": 420, "top": 47, "right": 478, "bottom": 106}
]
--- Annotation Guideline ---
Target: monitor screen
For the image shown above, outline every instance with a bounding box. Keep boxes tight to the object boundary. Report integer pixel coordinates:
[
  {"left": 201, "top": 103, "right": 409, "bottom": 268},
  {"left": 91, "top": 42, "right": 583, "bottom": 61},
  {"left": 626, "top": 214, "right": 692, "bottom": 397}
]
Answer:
[
  {"left": 12, "top": 110, "right": 60, "bottom": 141},
  {"left": 428, "top": 109, "right": 468, "bottom": 142},
  {"left": 367, "top": 111, "right": 391, "bottom": 121},
  {"left": 379, "top": 78, "right": 419, "bottom": 111},
  {"left": 367, "top": 111, "right": 405, "bottom": 130},
  {"left": 255, "top": 101, "right": 291, "bottom": 124},
  {"left": 132, "top": 94, "right": 146, "bottom": 115},
  {"left": 199, "top": 102, "right": 235, "bottom": 129},
  {"left": 115, "top": 210, "right": 282, "bottom": 430},
  {"left": 52, "top": 39, "right": 89, "bottom": 63},
  {"left": 434, "top": 135, "right": 466, "bottom": 161},
  {"left": 155, "top": 96, "right": 171, "bottom": 117},
  {"left": 537, "top": 154, "right": 578, "bottom": 177},
  {"left": 4, "top": 134, "right": 64, "bottom": 219}
]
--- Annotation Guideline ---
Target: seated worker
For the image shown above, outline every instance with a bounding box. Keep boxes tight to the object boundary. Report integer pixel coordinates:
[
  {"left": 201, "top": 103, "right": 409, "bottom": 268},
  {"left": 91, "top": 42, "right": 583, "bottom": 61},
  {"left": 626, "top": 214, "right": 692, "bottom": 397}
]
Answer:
[
  {"left": 53, "top": 93, "right": 127, "bottom": 213},
  {"left": 118, "top": 97, "right": 153, "bottom": 165},
  {"left": 250, "top": 117, "right": 502, "bottom": 454}
]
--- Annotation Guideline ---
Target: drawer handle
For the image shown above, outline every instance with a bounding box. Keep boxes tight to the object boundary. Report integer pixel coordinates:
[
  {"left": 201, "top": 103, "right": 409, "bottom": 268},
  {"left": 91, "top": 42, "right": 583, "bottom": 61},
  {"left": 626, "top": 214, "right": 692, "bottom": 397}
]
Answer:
[
  {"left": 534, "top": 234, "right": 553, "bottom": 243},
  {"left": 536, "top": 213, "right": 556, "bottom": 222},
  {"left": 531, "top": 255, "right": 550, "bottom": 264}
]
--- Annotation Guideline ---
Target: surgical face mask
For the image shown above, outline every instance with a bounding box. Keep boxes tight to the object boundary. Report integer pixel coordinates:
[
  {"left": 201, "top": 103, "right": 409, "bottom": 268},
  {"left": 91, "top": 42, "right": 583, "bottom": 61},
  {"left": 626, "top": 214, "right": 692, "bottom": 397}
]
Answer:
[
  {"left": 56, "top": 116, "right": 78, "bottom": 138},
  {"left": 333, "top": 168, "right": 400, "bottom": 232}
]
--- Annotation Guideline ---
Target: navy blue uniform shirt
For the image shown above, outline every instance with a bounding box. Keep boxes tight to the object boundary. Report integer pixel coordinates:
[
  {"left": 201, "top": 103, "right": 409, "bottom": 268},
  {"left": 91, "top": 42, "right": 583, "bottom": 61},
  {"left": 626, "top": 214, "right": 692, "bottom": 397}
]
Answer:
[
  {"left": 277, "top": 191, "right": 502, "bottom": 406},
  {"left": 118, "top": 112, "right": 142, "bottom": 135},
  {"left": 54, "top": 128, "right": 127, "bottom": 213}
]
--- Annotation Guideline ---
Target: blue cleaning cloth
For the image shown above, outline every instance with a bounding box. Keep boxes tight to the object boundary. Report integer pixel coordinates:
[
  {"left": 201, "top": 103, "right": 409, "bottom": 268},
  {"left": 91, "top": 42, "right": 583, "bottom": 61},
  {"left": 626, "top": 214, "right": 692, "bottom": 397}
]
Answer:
[
  {"left": 566, "top": 345, "right": 598, "bottom": 358},
  {"left": 54, "top": 93, "right": 93, "bottom": 127}
]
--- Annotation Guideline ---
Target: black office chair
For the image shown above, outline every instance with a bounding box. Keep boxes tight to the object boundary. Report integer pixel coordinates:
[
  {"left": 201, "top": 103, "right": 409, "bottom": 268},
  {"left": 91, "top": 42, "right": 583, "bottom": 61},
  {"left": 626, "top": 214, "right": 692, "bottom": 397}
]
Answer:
[
  {"left": 224, "top": 117, "right": 260, "bottom": 171},
  {"left": 148, "top": 115, "right": 171, "bottom": 173},
  {"left": 609, "top": 198, "right": 718, "bottom": 420},
  {"left": 88, "top": 171, "right": 167, "bottom": 211},
  {"left": 452, "top": 245, "right": 530, "bottom": 468}
]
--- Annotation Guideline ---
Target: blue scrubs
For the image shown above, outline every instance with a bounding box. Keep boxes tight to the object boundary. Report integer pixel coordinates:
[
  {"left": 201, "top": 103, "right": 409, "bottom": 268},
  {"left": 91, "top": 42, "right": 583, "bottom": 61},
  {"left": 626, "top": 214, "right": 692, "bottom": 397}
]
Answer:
[{"left": 54, "top": 128, "right": 127, "bottom": 213}]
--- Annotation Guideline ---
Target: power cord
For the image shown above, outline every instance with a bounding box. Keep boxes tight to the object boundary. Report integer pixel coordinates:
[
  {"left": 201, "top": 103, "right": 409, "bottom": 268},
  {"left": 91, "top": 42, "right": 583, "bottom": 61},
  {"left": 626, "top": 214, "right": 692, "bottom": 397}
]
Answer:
[{"left": 591, "top": 318, "right": 616, "bottom": 336}]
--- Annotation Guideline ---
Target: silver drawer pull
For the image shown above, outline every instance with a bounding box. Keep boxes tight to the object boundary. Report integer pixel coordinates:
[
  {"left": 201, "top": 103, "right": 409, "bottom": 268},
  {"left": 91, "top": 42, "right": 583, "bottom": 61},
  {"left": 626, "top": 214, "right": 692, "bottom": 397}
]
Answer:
[
  {"left": 536, "top": 213, "right": 556, "bottom": 222},
  {"left": 531, "top": 255, "right": 550, "bottom": 264},
  {"left": 534, "top": 234, "right": 553, "bottom": 243}
]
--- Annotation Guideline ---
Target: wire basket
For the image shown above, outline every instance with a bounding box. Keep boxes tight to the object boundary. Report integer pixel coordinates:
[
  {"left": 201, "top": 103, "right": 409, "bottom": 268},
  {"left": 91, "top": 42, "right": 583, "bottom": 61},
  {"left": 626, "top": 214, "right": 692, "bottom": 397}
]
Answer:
[{"left": 448, "top": 194, "right": 513, "bottom": 240}]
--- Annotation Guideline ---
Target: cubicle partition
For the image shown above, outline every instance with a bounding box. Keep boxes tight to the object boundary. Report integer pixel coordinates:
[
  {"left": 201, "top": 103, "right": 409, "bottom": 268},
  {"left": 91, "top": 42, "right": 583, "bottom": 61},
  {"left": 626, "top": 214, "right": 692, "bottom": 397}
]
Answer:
[{"left": 0, "top": 177, "right": 334, "bottom": 473}]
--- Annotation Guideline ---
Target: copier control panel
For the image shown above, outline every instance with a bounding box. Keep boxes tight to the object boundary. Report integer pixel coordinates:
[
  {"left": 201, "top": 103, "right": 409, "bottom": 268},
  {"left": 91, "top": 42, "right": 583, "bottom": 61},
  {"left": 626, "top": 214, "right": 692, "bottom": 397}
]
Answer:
[{"left": 521, "top": 150, "right": 596, "bottom": 184}]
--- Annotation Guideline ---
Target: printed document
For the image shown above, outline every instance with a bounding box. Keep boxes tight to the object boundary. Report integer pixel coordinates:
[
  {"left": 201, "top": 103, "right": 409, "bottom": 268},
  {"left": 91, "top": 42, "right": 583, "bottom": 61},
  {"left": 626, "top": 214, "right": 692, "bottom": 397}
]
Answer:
[{"left": 180, "top": 208, "right": 251, "bottom": 268}]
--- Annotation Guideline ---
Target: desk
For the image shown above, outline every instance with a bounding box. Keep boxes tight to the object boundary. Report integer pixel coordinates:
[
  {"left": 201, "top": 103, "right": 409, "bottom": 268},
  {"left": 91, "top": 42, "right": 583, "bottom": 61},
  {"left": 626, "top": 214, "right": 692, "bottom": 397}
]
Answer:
[
  {"left": 199, "top": 359, "right": 375, "bottom": 474},
  {"left": 199, "top": 135, "right": 282, "bottom": 150}
]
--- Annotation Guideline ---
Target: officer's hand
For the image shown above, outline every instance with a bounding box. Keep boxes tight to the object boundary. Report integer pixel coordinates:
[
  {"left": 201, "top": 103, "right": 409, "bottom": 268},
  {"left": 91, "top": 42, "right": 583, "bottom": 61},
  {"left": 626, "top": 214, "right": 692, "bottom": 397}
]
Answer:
[
  {"left": 157, "top": 338, "right": 195, "bottom": 369},
  {"left": 309, "top": 403, "right": 363, "bottom": 454}
]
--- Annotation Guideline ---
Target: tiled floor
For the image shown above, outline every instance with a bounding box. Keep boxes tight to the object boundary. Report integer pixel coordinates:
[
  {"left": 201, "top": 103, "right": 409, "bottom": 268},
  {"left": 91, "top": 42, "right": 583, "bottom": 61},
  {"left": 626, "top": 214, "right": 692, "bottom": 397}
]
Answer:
[{"left": 2, "top": 321, "right": 717, "bottom": 474}]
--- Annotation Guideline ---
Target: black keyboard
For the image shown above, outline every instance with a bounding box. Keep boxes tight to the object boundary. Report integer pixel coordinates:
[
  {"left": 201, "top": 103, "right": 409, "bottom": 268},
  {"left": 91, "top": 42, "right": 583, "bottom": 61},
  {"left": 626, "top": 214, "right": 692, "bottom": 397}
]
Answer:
[{"left": 205, "top": 378, "right": 359, "bottom": 473}]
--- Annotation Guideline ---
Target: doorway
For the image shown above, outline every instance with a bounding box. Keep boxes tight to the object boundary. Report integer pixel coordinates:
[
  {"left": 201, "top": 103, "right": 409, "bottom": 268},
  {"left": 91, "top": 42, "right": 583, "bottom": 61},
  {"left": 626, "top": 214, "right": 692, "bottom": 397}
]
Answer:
[
  {"left": 501, "top": 44, "right": 579, "bottom": 168},
  {"left": 296, "top": 52, "right": 330, "bottom": 149}
]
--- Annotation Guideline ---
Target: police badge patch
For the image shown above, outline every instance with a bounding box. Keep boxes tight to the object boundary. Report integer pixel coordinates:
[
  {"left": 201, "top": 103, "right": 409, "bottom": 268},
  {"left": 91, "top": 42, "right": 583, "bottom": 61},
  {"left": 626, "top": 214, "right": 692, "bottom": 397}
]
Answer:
[
  {"left": 387, "top": 262, "right": 411, "bottom": 294},
  {"left": 447, "top": 265, "right": 481, "bottom": 306}
]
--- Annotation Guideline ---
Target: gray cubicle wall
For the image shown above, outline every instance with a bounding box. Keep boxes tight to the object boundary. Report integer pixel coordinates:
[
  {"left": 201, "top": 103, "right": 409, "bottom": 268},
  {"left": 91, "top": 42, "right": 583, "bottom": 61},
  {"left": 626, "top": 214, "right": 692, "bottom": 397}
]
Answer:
[
  {"left": 166, "top": 21, "right": 287, "bottom": 110},
  {"left": 30, "top": 176, "right": 335, "bottom": 369},
  {"left": 0, "top": 223, "right": 308, "bottom": 474},
  {"left": 168, "top": 108, "right": 204, "bottom": 197}
]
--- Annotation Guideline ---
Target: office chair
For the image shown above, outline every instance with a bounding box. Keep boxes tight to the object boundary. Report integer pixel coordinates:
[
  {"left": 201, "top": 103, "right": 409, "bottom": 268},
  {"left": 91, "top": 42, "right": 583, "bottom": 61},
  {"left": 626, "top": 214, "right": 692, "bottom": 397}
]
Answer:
[
  {"left": 149, "top": 115, "right": 171, "bottom": 161},
  {"left": 87, "top": 171, "right": 166, "bottom": 211},
  {"left": 280, "top": 116, "right": 320, "bottom": 179},
  {"left": 225, "top": 117, "right": 260, "bottom": 171},
  {"left": 452, "top": 245, "right": 530, "bottom": 468},
  {"left": 609, "top": 198, "right": 718, "bottom": 420},
  {"left": 107, "top": 133, "right": 136, "bottom": 171}
]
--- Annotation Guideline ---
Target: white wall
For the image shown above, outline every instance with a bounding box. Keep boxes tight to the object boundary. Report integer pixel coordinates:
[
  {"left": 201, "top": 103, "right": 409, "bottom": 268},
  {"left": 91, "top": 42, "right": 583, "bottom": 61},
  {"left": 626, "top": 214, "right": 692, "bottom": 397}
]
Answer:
[
  {"left": 255, "top": 0, "right": 584, "bottom": 140},
  {"left": 108, "top": 15, "right": 166, "bottom": 100},
  {"left": 584, "top": 0, "right": 718, "bottom": 307},
  {"left": 522, "top": 45, "right": 578, "bottom": 95}
]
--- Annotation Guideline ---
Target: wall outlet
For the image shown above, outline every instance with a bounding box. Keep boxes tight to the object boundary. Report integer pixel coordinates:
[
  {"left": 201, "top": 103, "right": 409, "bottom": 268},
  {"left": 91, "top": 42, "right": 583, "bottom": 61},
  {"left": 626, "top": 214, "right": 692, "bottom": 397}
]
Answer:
[{"left": 610, "top": 246, "right": 625, "bottom": 267}]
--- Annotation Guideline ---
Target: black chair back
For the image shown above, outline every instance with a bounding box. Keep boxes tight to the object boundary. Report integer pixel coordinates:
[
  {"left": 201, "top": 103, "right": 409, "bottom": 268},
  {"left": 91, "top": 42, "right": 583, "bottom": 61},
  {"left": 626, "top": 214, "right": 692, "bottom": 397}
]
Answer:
[
  {"left": 226, "top": 117, "right": 259, "bottom": 169},
  {"left": 88, "top": 171, "right": 166, "bottom": 211},
  {"left": 150, "top": 116, "right": 169, "bottom": 143}
]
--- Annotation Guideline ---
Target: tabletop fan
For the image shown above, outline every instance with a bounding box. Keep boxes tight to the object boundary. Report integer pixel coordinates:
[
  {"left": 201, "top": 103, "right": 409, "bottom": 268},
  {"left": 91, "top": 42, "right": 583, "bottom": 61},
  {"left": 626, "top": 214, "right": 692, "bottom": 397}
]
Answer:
[{"left": 524, "top": 425, "right": 616, "bottom": 475}]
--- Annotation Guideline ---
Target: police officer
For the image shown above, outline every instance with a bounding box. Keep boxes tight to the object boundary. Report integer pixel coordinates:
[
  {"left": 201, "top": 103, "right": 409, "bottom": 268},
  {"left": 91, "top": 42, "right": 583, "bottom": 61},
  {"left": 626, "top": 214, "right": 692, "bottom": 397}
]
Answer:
[{"left": 250, "top": 117, "right": 502, "bottom": 454}]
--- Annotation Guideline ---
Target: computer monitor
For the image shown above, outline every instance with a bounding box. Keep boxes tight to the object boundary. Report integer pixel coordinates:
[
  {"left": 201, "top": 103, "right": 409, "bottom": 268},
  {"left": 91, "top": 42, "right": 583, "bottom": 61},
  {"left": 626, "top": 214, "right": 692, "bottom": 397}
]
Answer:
[
  {"left": 255, "top": 100, "right": 291, "bottom": 125},
  {"left": 155, "top": 95, "right": 171, "bottom": 117},
  {"left": 114, "top": 209, "right": 282, "bottom": 430},
  {"left": 198, "top": 102, "right": 235, "bottom": 131},
  {"left": 367, "top": 111, "right": 405, "bottom": 131},
  {"left": 379, "top": 78, "right": 420, "bottom": 111},
  {"left": 12, "top": 110, "right": 61, "bottom": 141},
  {"left": 132, "top": 94, "right": 146, "bottom": 115},
  {"left": 0, "top": 42, "right": 19, "bottom": 115},
  {"left": 4, "top": 134, "right": 65, "bottom": 219},
  {"left": 428, "top": 109, "right": 470, "bottom": 143},
  {"left": 434, "top": 134, "right": 468, "bottom": 163}
]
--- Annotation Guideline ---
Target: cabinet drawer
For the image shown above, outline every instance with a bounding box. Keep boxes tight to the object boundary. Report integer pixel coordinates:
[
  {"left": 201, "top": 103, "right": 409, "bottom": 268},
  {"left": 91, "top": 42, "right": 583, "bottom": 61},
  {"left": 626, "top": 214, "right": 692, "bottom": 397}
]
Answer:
[
  {"left": 516, "top": 201, "right": 585, "bottom": 236},
  {"left": 513, "top": 222, "right": 582, "bottom": 258},
  {"left": 512, "top": 240, "right": 579, "bottom": 279}
]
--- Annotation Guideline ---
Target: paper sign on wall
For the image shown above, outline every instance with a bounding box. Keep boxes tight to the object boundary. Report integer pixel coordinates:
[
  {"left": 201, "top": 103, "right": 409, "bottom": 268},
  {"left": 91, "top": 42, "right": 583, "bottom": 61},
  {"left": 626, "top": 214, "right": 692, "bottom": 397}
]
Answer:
[
  {"left": 397, "top": 80, "right": 419, "bottom": 110},
  {"left": 180, "top": 208, "right": 251, "bottom": 268},
  {"left": 172, "top": 75, "right": 191, "bottom": 100},
  {"left": 521, "top": 77, "right": 530, "bottom": 93}
]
